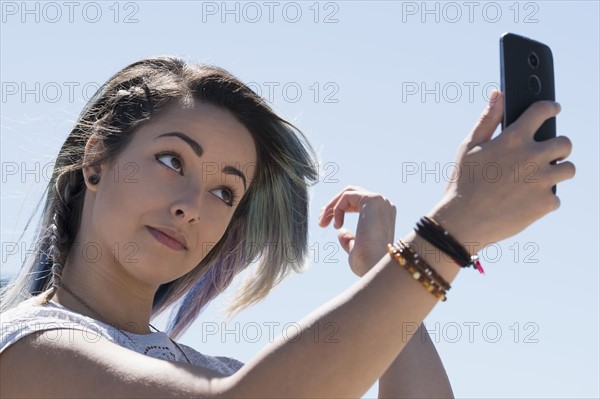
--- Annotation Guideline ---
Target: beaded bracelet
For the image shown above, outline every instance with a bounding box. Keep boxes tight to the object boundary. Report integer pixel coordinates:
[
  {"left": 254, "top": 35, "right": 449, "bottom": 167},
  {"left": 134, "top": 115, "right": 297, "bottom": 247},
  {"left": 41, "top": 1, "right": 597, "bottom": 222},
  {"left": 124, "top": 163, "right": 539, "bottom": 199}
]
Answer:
[
  {"left": 387, "top": 243, "right": 447, "bottom": 301},
  {"left": 396, "top": 240, "right": 452, "bottom": 291},
  {"left": 387, "top": 243, "right": 449, "bottom": 302}
]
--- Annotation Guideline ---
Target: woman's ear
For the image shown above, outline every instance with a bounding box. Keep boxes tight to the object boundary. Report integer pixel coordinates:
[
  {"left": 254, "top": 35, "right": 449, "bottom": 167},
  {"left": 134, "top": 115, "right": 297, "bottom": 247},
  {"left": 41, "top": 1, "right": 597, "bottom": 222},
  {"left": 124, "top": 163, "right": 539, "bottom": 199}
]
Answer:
[{"left": 82, "top": 134, "right": 105, "bottom": 192}]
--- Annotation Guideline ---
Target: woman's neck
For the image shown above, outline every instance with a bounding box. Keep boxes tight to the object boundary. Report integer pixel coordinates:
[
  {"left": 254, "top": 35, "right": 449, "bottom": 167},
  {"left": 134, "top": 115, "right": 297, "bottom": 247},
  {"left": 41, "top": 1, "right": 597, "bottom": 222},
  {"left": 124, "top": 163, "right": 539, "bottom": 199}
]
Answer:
[{"left": 54, "top": 247, "right": 157, "bottom": 335}]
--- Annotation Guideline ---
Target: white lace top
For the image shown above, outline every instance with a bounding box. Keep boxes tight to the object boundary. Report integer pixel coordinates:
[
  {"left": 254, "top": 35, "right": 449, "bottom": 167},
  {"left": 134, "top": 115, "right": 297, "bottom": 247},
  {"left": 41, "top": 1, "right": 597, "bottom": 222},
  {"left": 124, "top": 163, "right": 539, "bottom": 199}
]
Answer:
[{"left": 0, "top": 297, "right": 244, "bottom": 376}]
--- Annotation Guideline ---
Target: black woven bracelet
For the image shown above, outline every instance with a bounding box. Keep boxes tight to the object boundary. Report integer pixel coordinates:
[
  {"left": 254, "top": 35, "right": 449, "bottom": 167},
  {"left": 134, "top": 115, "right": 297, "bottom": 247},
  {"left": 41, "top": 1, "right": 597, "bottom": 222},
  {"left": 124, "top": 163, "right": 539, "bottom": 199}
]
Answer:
[{"left": 414, "top": 216, "right": 484, "bottom": 274}]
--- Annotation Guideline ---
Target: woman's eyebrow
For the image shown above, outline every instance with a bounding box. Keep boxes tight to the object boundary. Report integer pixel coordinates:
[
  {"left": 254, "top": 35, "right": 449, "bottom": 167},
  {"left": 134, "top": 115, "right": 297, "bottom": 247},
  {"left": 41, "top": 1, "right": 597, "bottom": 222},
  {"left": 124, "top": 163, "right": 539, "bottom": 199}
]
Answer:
[
  {"left": 223, "top": 165, "right": 247, "bottom": 191},
  {"left": 155, "top": 131, "right": 203, "bottom": 157}
]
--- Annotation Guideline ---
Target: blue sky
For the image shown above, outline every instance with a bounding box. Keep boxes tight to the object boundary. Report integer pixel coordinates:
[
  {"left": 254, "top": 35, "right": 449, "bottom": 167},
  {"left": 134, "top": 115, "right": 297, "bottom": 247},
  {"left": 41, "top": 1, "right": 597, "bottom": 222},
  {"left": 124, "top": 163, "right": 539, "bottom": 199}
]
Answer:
[{"left": 1, "top": 1, "right": 598, "bottom": 397}]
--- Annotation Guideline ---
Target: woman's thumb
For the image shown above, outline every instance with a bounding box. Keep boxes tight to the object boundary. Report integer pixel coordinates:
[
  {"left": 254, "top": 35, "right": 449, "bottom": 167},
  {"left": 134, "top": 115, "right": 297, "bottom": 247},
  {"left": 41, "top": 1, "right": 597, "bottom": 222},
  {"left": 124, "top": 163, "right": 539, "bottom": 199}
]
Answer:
[{"left": 467, "top": 90, "right": 504, "bottom": 149}]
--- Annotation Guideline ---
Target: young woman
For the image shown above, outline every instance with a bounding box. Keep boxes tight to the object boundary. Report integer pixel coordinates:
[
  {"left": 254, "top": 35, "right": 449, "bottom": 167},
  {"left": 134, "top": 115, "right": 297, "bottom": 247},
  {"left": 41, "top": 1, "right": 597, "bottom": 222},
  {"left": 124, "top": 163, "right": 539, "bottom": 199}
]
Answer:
[{"left": 0, "top": 56, "right": 574, "bottom": 398}]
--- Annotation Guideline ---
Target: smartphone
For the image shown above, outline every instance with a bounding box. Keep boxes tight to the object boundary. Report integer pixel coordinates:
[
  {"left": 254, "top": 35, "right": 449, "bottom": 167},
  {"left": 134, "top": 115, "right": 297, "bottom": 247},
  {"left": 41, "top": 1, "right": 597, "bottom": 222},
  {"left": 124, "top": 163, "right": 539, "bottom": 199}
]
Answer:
[{"left": 500, "top": 32, "right": 557, "bottom": 193}]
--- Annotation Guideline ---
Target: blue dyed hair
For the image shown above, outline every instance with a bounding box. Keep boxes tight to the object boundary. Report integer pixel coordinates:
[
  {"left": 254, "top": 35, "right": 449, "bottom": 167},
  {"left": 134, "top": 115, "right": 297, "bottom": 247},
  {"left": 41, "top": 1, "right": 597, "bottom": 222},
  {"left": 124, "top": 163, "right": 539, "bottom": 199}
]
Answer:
[{"left": 0, "top": 56, "right": 318, "bottom": 339}]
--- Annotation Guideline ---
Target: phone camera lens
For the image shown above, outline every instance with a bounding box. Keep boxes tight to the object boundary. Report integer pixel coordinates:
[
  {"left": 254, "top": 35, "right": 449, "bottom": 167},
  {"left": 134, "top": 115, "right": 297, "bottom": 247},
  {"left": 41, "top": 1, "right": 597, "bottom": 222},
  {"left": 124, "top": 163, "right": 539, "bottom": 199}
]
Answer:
[
  {"left": 528, "top": 52, "right": 539, "bottom": 68},
  {"left": 528, "top": 75, "right": 542, "bottom": 95}
]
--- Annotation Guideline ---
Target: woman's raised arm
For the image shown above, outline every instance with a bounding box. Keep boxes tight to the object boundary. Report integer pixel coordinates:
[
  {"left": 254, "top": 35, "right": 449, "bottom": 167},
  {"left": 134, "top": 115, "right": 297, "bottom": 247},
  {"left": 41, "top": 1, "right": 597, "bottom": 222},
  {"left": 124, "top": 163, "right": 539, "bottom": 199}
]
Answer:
[{"left": 223, "top": 93, "right": 573, "bottom": 398}]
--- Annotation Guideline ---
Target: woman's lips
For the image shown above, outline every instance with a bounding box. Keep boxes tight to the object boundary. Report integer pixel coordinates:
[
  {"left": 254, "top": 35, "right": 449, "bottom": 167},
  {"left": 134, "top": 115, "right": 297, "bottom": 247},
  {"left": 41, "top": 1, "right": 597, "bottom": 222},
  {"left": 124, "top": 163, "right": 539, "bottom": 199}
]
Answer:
[{"left": 147, "top": 227, "right": 186, "bottom": 251}]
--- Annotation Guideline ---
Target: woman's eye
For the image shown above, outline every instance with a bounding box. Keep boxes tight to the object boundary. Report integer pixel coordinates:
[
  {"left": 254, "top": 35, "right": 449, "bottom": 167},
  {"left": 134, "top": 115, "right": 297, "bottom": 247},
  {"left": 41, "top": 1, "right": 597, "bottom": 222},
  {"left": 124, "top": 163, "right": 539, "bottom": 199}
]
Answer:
[
  {"left": 211, "top": 187, "right": 235, "bottom": 207},
  {"left": 156, "top": 153, "right": 183, "bottom": 174}
]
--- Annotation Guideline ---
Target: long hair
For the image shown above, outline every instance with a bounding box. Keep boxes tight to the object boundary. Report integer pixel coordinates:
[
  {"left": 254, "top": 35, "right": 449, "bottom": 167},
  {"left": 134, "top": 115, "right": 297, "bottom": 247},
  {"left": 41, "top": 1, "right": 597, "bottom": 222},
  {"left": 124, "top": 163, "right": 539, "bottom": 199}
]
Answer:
[{"left": 0, "top": 56, "right": 318, "bottom": 339}]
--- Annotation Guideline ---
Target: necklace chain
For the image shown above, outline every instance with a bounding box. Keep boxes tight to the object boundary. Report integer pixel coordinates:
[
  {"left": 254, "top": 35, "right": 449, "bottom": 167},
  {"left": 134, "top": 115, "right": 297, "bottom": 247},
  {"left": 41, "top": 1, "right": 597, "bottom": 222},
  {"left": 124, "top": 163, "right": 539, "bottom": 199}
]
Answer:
[{"left": 56, "top": 281, "right": 191, "bottom": 364}]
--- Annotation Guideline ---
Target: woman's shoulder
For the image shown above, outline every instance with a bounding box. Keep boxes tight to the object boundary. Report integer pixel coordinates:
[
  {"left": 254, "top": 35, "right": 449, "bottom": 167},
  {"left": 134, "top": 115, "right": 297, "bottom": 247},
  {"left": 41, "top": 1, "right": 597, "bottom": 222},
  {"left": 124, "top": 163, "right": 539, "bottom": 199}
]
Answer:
[
  {"left": 1, "top": 296, "right": 116, "bottom": 353},
  {"left": 1, "top": 296, "right": 245, "bottom": 375}
]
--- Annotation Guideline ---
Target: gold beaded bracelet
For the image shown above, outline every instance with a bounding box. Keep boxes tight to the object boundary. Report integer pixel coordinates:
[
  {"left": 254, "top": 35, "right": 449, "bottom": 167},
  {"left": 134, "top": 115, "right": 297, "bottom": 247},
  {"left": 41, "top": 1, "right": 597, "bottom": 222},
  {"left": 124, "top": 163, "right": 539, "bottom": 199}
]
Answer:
[
  {"left": 396, "top": 240, "right": 451, "bottom": 291},
  {"left": 387, "top": 243, "right": 449, "bottom": 302},
  {"left": 387, "top": 243, "right": 448, "bottom": 301}
]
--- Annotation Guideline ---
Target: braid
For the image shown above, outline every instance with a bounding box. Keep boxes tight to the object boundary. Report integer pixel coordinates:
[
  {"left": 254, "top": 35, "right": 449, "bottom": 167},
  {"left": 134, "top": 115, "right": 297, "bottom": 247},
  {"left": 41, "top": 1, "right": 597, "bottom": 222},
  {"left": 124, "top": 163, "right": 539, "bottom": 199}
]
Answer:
[
  {"left": 36, "top": 221, "right": 63, "bottom": 304},
  {"left": 36, "top": 174, "right": 83, "bottom": 304}
]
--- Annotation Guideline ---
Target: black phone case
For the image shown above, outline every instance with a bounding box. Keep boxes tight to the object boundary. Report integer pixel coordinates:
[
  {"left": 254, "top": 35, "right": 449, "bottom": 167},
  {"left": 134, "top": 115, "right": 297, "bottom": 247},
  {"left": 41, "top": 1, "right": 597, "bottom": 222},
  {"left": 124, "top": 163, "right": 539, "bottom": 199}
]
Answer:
[
  {"left": 500, "top": 32, "right": 557, "bottom": 193},
  {"left": 500, "top": 33, "right": 556, "bottom": 141}
]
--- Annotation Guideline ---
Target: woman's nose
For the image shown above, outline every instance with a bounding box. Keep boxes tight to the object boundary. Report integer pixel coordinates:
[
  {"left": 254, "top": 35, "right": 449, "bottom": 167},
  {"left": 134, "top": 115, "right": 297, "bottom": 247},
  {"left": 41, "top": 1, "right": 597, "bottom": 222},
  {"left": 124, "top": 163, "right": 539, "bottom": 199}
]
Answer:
[
  {"left": 171, "top": 186, "right": 202, "bottom": 224},
  {"left": 174, "top": 208, "right": 200, "bottom": 224}
]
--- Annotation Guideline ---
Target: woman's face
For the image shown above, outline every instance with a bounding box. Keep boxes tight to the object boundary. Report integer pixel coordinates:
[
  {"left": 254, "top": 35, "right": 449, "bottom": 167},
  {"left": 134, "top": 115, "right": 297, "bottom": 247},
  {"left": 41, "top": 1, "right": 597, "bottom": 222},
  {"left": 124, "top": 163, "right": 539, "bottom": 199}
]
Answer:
[{"left": 85, "top": 102, "right": 257, "bottom": 286}]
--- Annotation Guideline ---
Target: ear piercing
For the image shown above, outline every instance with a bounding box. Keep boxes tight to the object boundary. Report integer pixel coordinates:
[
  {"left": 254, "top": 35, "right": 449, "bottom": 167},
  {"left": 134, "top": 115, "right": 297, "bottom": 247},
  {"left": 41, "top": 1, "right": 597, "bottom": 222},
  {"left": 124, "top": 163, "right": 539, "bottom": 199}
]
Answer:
[{"left": 88, "top": 174, "right": 100, "bottom": 185}]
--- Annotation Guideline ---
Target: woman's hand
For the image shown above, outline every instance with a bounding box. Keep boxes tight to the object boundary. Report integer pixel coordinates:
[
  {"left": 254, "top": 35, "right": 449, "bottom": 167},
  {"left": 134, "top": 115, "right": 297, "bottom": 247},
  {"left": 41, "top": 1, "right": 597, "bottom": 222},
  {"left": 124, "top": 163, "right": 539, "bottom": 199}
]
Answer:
[
  {"left": 318, "top": 187, "right": 396, "bottom": 277},
  {"left": 432, "top": 90, "right": 575, "bottom": 246}
]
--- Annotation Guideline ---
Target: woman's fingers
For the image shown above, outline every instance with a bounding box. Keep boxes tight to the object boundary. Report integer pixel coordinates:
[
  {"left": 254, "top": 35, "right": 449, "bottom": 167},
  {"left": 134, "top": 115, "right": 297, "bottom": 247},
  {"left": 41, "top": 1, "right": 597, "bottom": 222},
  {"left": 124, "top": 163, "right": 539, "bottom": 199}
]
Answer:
[
  {"left": 509, "top": 100, "right": 561, "bottom": 140},
  {"left": 331, "top": 191, "right": 369, "bottom": 229},
  {"left": 550, "top": 161, "right": 576, "bottom": 184},
  {"left": 538, "top": 135, "right": 573, "bottom": 162},
  {"left": 319, "top": 188, "right": 394, "bottom": 231},
  {"left": 318, "top": 186, "right": 366, "bottom": 227},
  {"left": 465, "top": 90, "right": 504, "bottom": 150},
  {"left": 530, "top": 135, "right": 575, "bottom": 188}
]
